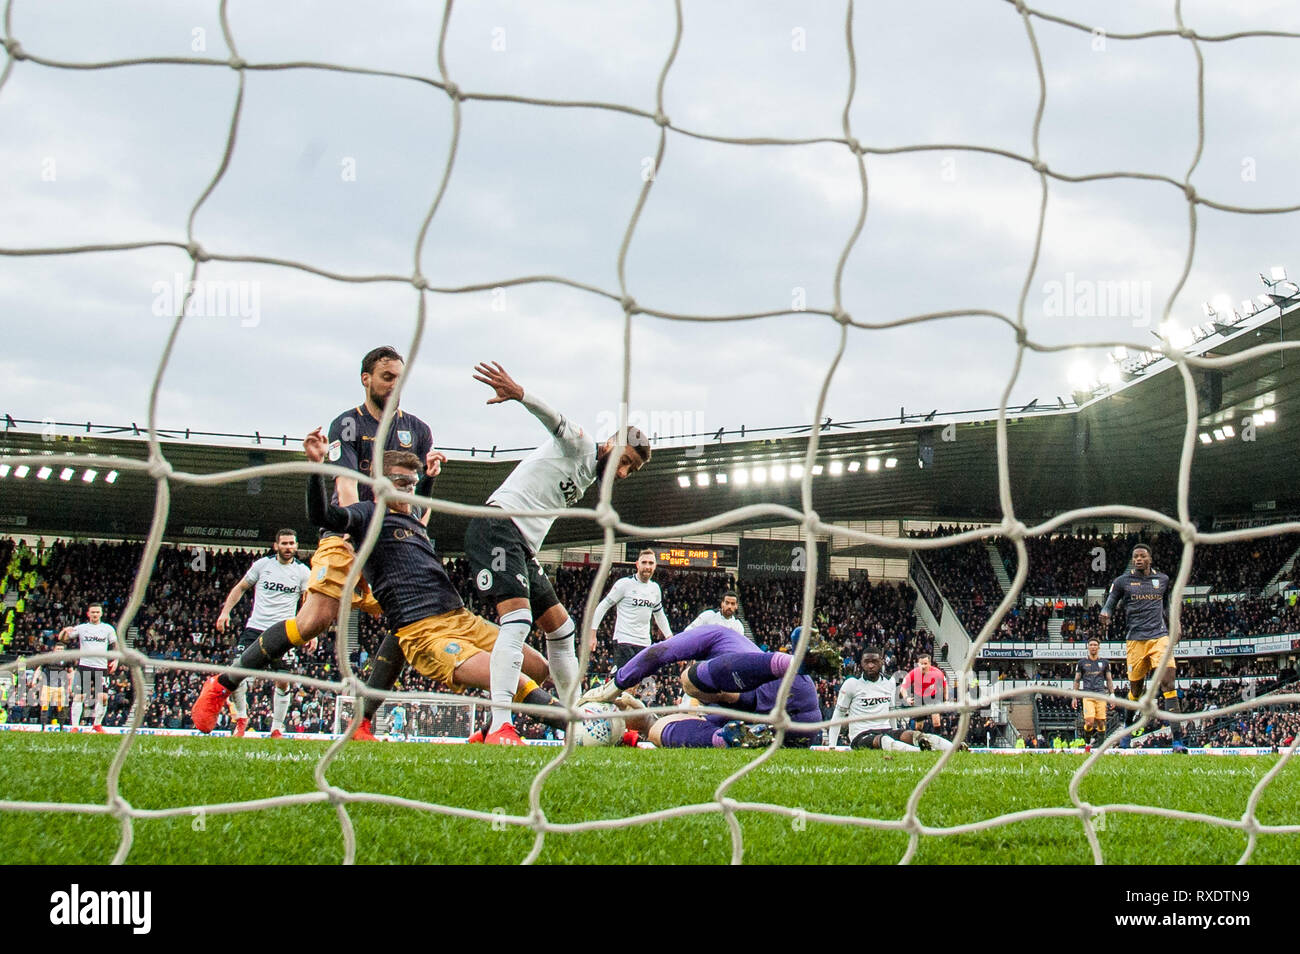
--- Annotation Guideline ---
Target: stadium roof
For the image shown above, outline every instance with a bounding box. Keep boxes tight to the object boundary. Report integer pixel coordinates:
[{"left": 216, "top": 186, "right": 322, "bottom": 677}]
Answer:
[{"left": 3, "top": 306, "right": 1299, "bottom": 550}]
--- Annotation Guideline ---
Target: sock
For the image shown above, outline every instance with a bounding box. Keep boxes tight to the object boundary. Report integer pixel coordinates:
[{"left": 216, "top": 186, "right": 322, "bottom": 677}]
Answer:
[
  {"left": 1162, "top": 689, "right": 1182, "bottom": 740},
  {"left": 921, "top": 732, "right": 953, "bottom": 751},
  {"left": 544, "top": 618, "right": 579, "bottom": 701},
  {"left": 881, "top": 734, "right": 920, "bottom": 752},
  {"left": 694, "top": 652, "right": 788, "bottom": 694},
  {"left": 232, "top": 682, "right": 249, "bottom": 719},
  {"left": 515, "top": 679, "right": 566, "bottom": 730},
  {"left": 362, "top": 634, "right": 406, "bottom": 721},
  {"left": 219, "top": 621, "right": 294, "bottom": 691},
  {"left": 272, "top": 686, "right": 290, "bottom": 731},
  {"left": 658, "top": 718, "right": 726, "bottom": 748},
  {"left": 93, "top": 697, "right": 105, "bottom": 726},
  {"left": 490, "top": 609, "right": 533, "bottom": 733},
  {"left": 70, "top": 701, "right": 82, "bottom": 727}
]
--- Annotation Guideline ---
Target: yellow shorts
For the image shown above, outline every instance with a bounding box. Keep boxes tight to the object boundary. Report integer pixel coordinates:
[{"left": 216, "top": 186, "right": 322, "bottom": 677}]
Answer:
[
  {"left": 308, "top": 536, "right": 383, "bottom": 617},
  {"left": 395, "top": 608, "right": 500, "bottom": 691},
  {"left": 1126, "top": 637, "right": 1176, "bottom": 682},
  {"left": 1082, "top": 698, "right": 1107, "bottom": 722}
]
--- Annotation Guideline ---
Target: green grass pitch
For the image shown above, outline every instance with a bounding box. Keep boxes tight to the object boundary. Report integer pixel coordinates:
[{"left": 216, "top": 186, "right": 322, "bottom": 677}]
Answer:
[{"left": 2, "top": 735, "right": 1298, "bottom": 864}]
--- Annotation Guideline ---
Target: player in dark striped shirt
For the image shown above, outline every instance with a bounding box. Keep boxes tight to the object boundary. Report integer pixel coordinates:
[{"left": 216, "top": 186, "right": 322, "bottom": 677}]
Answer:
[
  {"left": 1072, "top": 637, "right": 1113, "bottom": 745},
  {"left": 192, "top": 444, "right": 567, "bottom": 736},
  {"left": 1099, "top": 544, "right": 1186, "bottom": 750}
]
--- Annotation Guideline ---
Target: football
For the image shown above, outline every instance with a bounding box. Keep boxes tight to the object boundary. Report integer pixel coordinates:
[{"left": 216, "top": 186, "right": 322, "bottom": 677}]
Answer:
[{"left": 573, "top": 702, "right": 626, "bottom": 747}]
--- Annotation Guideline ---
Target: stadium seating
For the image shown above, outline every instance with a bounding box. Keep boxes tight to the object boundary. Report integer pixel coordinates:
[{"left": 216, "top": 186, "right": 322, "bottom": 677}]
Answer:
[{"left": 3, "top": 535, "right": 1296, "bottom": 740}]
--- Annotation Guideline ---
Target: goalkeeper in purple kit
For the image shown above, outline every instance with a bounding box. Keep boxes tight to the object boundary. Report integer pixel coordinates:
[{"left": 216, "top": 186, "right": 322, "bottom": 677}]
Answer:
[{"left": 581, "top": 623, "right": 841, "bottom": 748}]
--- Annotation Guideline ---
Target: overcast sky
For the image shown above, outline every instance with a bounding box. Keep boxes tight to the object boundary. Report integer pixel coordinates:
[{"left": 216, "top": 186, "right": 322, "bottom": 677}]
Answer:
[{"left": 3, "top": 0, "right": 1298, "bottom": 455}]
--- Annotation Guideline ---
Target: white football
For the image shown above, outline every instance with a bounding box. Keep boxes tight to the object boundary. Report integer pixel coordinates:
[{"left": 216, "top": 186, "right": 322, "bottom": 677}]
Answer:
[{"left": 573, "top": 702, "right": 626, "bottom": 747}]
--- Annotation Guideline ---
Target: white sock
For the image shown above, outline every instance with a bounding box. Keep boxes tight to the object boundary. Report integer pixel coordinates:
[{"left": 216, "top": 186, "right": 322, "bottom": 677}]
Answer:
[
  {"left": 544, "top": 618, "right": 579, "bottom": 702},
  {"left": 489, "top": 609, "right": 533, "bottom": 733},
  {"left": 93, "top": 697, "right": 106, "bottom": 726},
  {"left": 71, "top": 701, "right": 82, "bottom": 727},
  {"left": 881, "top": 735, "right": 920, "bottom": 752},
  {"left": 922, "top": 732, "right": 953, "bottom": 751},
  {"left": 232, "top": 681, "right": 249, "bottom": 719},
  {"left": 271, "top": 686, "right": 289, "bottom": 731}
]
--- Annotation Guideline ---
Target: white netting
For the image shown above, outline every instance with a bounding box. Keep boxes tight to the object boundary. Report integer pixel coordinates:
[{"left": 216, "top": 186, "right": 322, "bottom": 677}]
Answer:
[{"left": 3, "top": 0, "right": 1300, "bottom": 865}]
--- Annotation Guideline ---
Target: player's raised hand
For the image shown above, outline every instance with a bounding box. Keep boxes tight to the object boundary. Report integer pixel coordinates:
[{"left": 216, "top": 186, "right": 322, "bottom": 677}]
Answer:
[
  {"left": 425, "top": 449, "right": 448, "bottom": 477},
  {"left": 303, "top": 426, "right": 328, "bottom": 462},
  {"left": 473, "top": 361, "right": 524, "bottom": 404}
]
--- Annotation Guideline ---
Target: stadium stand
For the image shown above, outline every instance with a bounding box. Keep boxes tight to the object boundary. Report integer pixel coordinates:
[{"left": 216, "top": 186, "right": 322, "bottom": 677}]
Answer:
[{"left": 3, "top": 532, "right": 1296, "bottom": 744}]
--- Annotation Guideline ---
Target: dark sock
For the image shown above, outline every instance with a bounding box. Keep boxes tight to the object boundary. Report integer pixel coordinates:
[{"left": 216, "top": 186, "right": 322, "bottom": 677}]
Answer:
[
  {"left": 695, "top": 652, "right": 786, "bottom": 693},
  {"left": 1162, "top": 690, "right": 1182, "bottom": 740},
  {"left": 218, "top": 621, "right": 292, "bottom": 691},
  {"left": 658, "top": 719, "right": 724, "bottom": 748},
  {"left": 523, "top": 687, "right": 567, "bottom": 730},
  {"left": 361, "top": 634, "right": 405, "bottom": 721}
]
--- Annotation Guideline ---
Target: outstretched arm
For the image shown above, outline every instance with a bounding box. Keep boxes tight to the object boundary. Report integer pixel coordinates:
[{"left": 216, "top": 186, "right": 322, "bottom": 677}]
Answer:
[
  {"left": 473, "top": 361, "right": 572, "bottom": 438},
  {"left": 304, "top": 431, "right": 369, "bottom": 535}
]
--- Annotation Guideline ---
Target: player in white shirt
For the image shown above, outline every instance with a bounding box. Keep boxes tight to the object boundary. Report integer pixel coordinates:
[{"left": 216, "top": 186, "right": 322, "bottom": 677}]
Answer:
[
  {"left": 215, "top": 530, "right": 311, "bottom": 738},
  {"left": 589, "top": 549, "right": 673, "bottom": 675},
  {"left": 57, "top": 603, "right": 118, "bottom": 733},
  {"left": 686, "top": 592, "right": 745, "bottom": 636},
  {"left": 464, "top": 361, "right": 651, "bottom": 745},
  {"left": 828, "top": 648, "right": 954, "bottom": 751}
]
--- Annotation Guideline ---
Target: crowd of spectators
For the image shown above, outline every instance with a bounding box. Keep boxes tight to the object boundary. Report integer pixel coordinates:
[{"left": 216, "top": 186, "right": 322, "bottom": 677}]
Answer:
[
  {"left": 909, "top": 527, "right": 1005, "bottom": 637},
  {"left": 1, "top": 538, "right": 954, "bottom": 739},
  {"left": 996, "top": 529, "right": 1300, "bottom": 597}
]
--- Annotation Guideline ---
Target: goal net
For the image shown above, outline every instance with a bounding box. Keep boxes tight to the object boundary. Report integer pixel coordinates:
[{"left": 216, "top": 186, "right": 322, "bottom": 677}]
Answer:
[{"left": 2, "top": 0, "right": 1300, "bottom": 866}]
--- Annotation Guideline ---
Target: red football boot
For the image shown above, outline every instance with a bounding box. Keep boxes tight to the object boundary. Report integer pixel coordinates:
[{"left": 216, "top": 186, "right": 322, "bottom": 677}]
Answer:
[
  {"left": 484, "top": 723, "right": 525, "bottom": 746},
  {"left": 192, "top": 676, "right": 231, "bottom": 734}
]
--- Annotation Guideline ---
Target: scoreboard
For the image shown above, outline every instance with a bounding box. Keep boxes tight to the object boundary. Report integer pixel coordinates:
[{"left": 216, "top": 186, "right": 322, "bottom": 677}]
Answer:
[{"left": 624, "top": 542, "right": 738, "bottom": 568}]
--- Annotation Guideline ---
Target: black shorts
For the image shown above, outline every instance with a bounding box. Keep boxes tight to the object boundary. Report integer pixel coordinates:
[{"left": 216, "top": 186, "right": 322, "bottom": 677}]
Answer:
[
  {"left": 235, "top": 628, "right": 289, "bottom": 673},
  {"left": 851, "top": 729, "right": 897, "bottom": 750},
  {"left": 75, "top": 668, "right": 106, "bottom": 698},
  {"left": 463, "top": 515, "right": 560, "bottom": 617},
  {"left": 612, "top": 642, "right": 644, "bottom": 669}
]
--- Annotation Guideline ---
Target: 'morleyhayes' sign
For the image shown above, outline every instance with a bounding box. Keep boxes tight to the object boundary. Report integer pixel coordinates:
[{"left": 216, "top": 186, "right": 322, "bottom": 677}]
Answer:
[{"left": 738, "top": 538, "right": 829, "bottom": 583}]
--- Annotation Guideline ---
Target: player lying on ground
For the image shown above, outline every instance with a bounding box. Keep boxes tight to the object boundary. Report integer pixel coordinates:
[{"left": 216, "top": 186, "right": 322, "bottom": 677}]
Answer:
[
  {"left": 829, "top": 648, "right": 960, "bottom": 751},
  {"left": 465, "top": 361, "right": 650, "bottom": 745},
  {"left": 1099, "top": 543, "right": 1186, "bottom": 751},
  {"left": 192, "top": 445, "right": 569, "bottom": 736},
  {"left": 582, "top": 624, "right": 842, "bottom": 747},
  {"left": 57, "top": 602, "right": 117, "bottom": 733}
]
